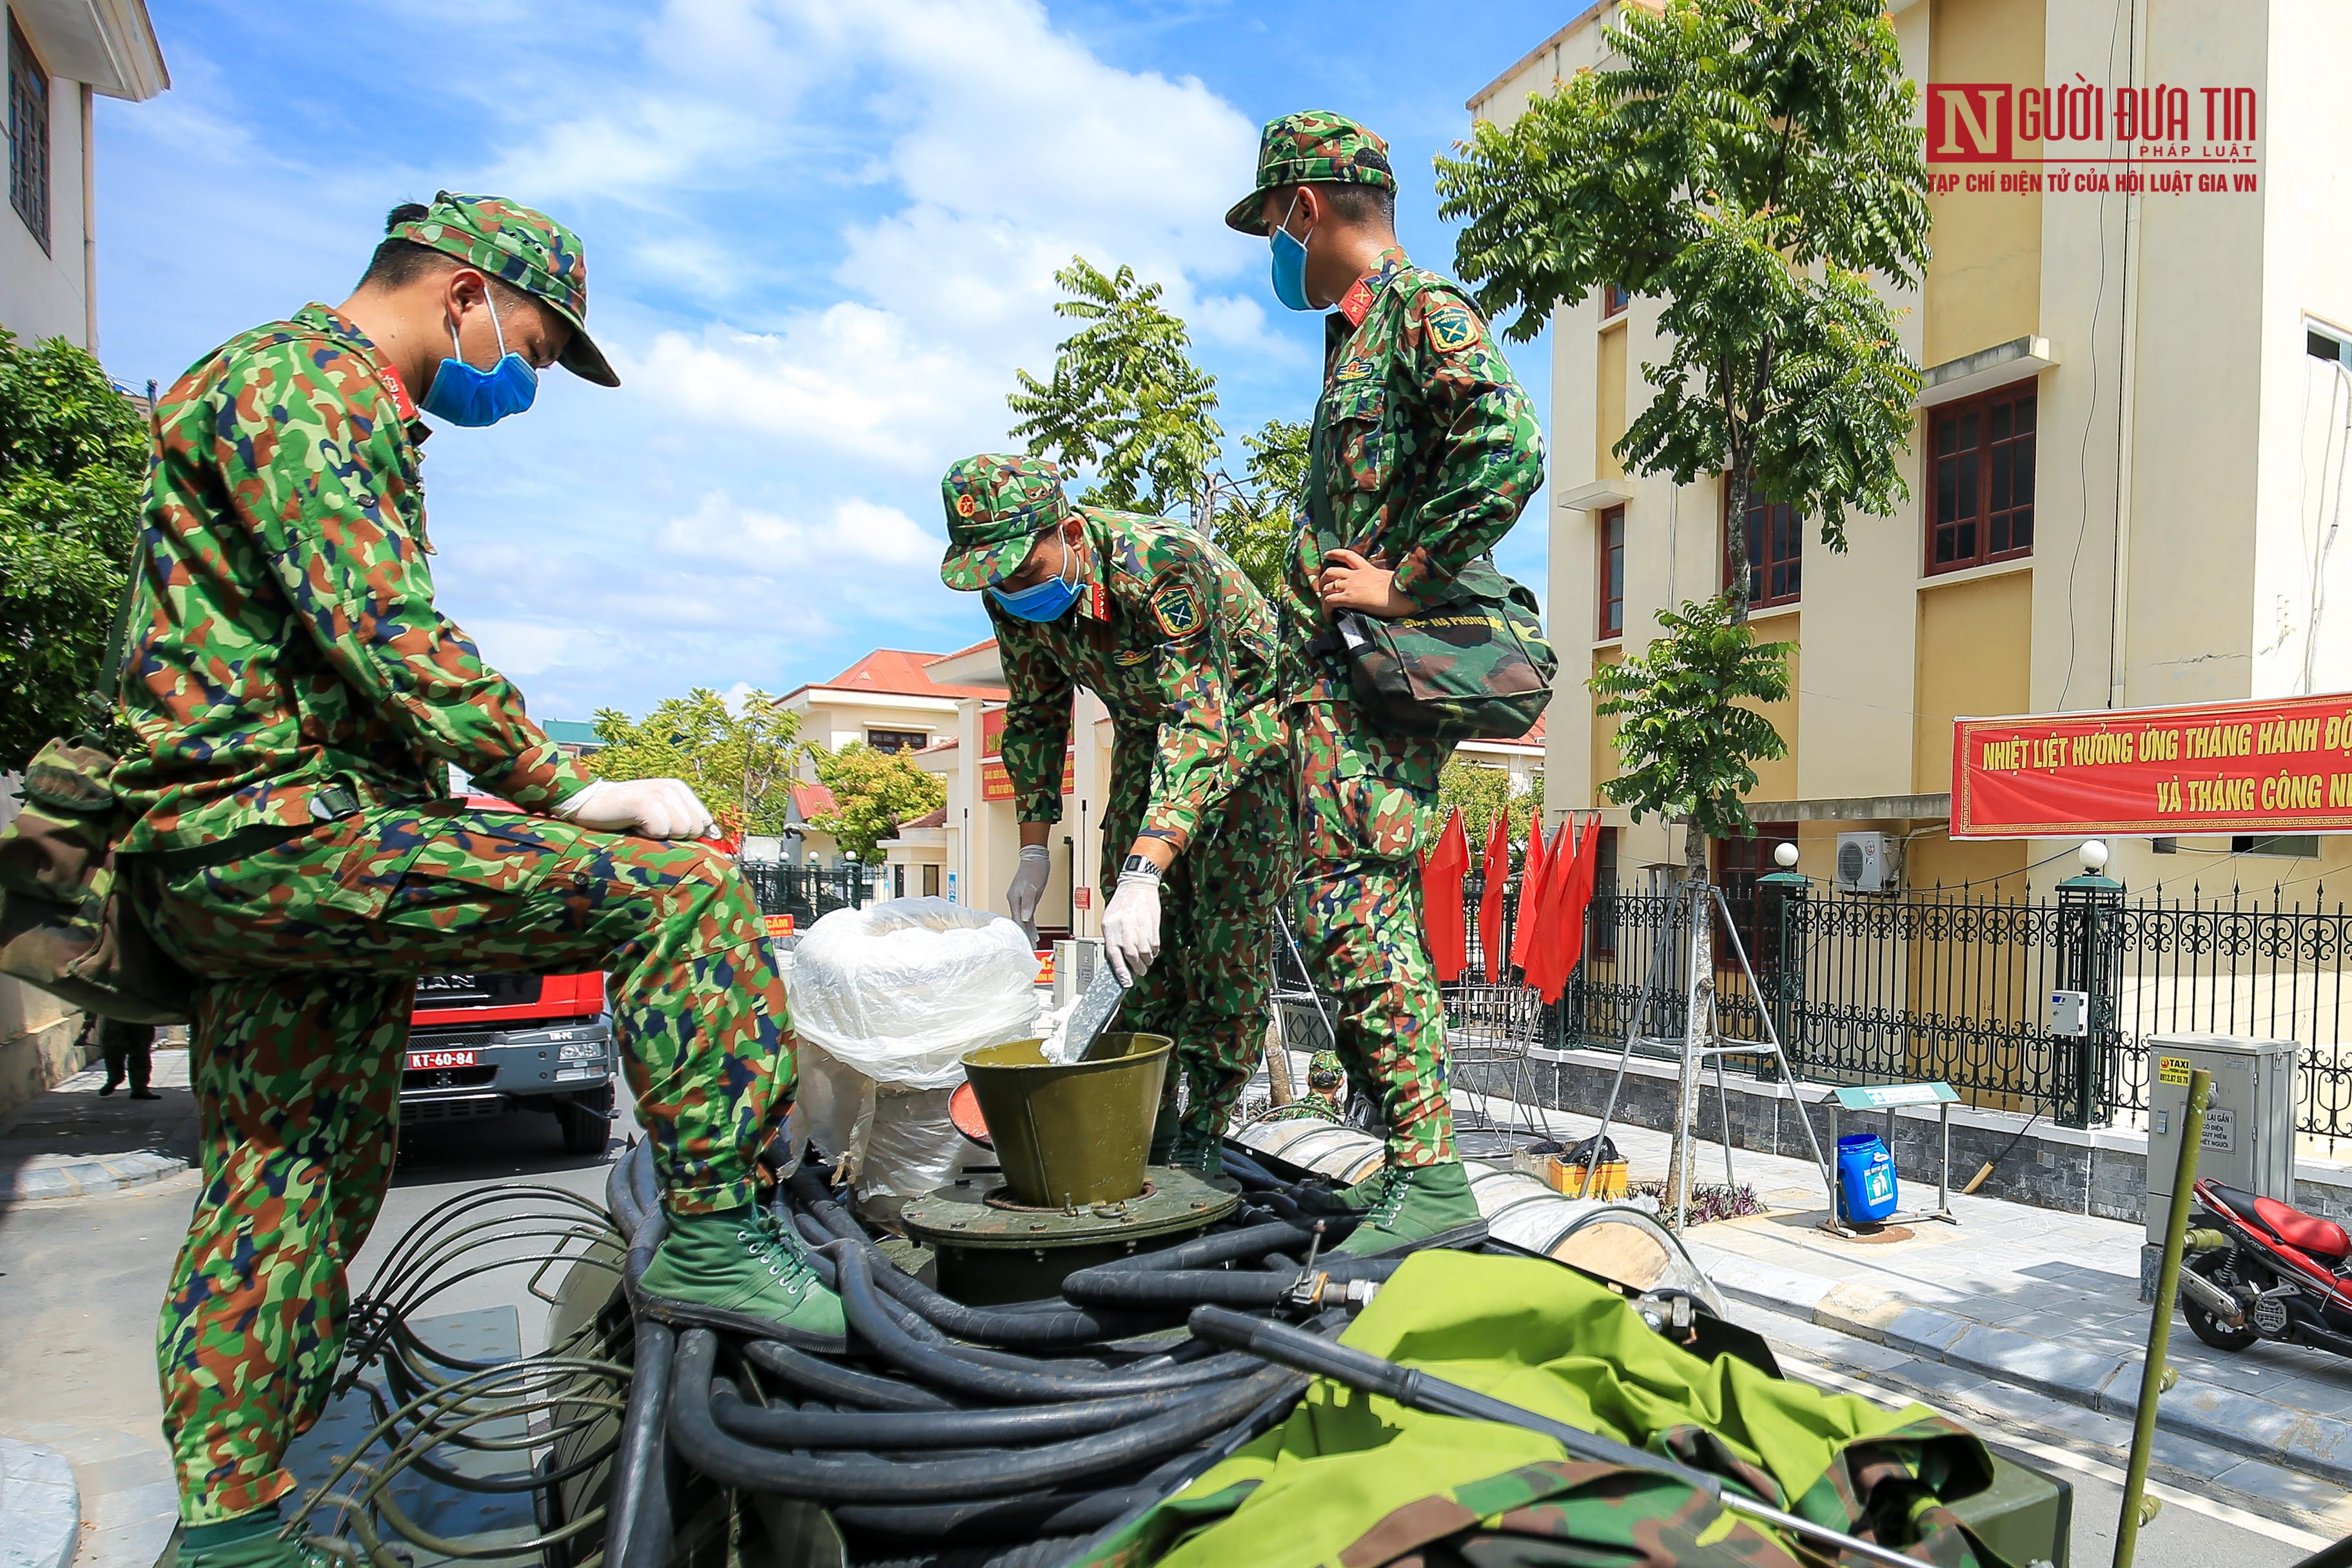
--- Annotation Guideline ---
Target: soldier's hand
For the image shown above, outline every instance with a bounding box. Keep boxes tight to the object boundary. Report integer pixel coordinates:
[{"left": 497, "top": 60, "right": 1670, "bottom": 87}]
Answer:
[
  {"left": 1006, "top": 845, "right": 1052, "bottom": 945},
  {"left": 1317, "top": 549, "right": 1416, "bottom": 618},
  {"left": 553, "top": 778, "right": 721, "bottom": 839},
  {"left": 1102, "top": 864, "right": 1163, "bottom": 985}
]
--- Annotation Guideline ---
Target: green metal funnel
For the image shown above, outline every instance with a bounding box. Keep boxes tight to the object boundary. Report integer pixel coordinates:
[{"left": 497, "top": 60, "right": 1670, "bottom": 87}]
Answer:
[{"left": 961, "top": 1032, "right": 1171, "bottom": 1208}]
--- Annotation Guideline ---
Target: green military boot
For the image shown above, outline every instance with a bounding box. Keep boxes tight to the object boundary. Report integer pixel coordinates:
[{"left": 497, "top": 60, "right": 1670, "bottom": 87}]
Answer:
[
  {"left": 1333, "top": 1161, "right": 1487, "bottom": 1258},
  {"left": 1297, "top": 1163, "right": 1389, "bottom": 1217},
  {"left": 1166, "top": 1122, "right": 1225, "bottom": 1178},
  {"left": 634, "top": 1204, "right": 848, "bottom": 1352},
  {"left": 169, "top": 1525, "right": 342, "bottom": 1568}
]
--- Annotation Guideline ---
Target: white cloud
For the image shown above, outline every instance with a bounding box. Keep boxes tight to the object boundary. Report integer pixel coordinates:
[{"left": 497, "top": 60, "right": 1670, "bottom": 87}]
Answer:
[
  {"left": 657, "top": 492, "right": 939, "bottom": 572},
  {"left": 628, "top": 309, "right": 1005, "bottom": 463}
]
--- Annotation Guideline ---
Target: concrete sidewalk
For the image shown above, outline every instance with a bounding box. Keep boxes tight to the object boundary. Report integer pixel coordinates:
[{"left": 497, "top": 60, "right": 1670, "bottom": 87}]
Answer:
[
  {"left": 0, "top": 1048, "right": 196, "bottom": 1202},
  {"left": 1455, "top": 1088, "right": 2352, "bottom": 1487}
]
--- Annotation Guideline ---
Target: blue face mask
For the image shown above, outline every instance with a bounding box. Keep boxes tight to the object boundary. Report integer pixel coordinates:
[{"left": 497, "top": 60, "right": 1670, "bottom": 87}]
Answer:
[
  {"left": 420, "top": 297, "right": 539, "bottom": 427},
  {"left": 1269, "top": 191, "right": 1314, "bottom": 312},
  {"left": 989, "top": 544, "right": 1082, "bottom": 622}
]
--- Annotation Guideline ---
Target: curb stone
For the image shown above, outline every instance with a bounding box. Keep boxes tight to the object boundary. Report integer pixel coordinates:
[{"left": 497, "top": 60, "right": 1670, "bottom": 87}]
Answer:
[
  {"left": 0, "top": 1436, "right": 81, "bottom": 1568},
  {"left": 0, "top": 1149, "right": 190, "bottom": 1202},
  {"left": 1694, "top": 1243, "right": 2352, "bottom": 1487}
]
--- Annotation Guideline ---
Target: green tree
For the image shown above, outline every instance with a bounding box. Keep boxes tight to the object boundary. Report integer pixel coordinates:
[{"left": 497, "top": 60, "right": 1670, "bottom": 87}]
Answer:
[
  {"left": 1008, "top": 258, "right": 1222, "bottom": 516},
  {"left": 0, "top": 329, "right": 148, "bottom": 769},
  {"left": 1433, "top": 0, "right": 1928, "bottom": 620},
  {"left": 1590, "top": 598, "right": 1792, "bottom": 883},
  {"left": 808, "top": 742, "right": 946, "bottom": 862},
  {"left": 589, "top": 688, "right": 803, "bottom": 836},
  {"left": 1006, "top": 259, "right": 1307, "bottom": 598},
  {"left": 1438, "top": 760, "right": 1545, "bottom": 856},
  {"left": 1202, "top": 416, "right": 1308, "bottom": 599}
]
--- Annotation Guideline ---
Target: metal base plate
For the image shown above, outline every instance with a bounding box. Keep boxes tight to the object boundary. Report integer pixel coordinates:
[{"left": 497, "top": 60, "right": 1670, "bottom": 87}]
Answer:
[
  {"left": 901, "top": 1165, "right": 1242, "bottom": 1306},
  {"left": 903, "top": 1164, "right": 1240, "bottom": 1248}
]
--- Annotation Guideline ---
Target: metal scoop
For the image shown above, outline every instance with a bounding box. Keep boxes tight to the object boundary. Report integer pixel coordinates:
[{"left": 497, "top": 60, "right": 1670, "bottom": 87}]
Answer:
[{"left": 1063, "top": 963, "right": 1133, "bottom": 1062}]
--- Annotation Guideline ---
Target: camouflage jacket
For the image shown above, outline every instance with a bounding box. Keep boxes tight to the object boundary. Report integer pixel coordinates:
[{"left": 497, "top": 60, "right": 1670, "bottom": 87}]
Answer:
[
  {"left": 992, "top": 509, "right": 1282, "bottom": 851},
  {"left": 1282, "top": 248, "right": 1546, "bottom": 698},
  {"left": 112, "top": 303, "right": 593, "bottom": 852}
]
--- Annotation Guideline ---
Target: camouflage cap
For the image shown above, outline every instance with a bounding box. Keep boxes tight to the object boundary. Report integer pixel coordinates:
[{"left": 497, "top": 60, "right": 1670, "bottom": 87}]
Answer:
[
  {"left": 1308, "top": 1049, "right": 1345, "bottom": 1088},
  {"left": 939, "top": 454, "right": 1073, "bottom": 591},
  {"left": 1225, "top": 112, "right": 1396, "bottom": 235},
  {"left": 391, "top": 191, "right": 618, "bottom": 387}
]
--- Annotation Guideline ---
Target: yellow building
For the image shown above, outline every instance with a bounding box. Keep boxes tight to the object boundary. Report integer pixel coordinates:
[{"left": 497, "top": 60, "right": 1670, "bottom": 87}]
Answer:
[{"left": 1478, "top": 0, "right": 2352, "bottom": 899}]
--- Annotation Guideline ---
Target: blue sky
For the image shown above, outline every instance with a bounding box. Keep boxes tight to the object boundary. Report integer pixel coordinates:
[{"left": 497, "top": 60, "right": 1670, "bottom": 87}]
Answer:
[{"left": 97, "top": 0, "right": 1562, "bottom": 725}]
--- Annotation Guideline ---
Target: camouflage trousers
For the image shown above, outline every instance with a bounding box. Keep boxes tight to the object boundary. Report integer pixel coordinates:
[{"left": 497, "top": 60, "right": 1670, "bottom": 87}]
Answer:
[
  {"left": 1101, "top": 749, "right": 1293, "bottom": 1140},
  {"left": 137, "top": 801, "right": 793, "bottom": 1525},
  {"left": 1288, "top": 691, "right": 1456, "bottom": 1167}
]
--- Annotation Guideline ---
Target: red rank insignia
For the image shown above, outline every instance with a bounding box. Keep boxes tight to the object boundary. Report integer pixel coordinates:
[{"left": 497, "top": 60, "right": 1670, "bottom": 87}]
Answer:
[
  {"left": 377, "top": 363, "right": 418, "bottom": 420},
  {"left": 1338, "top": 276, "right": 1377, "bottom": 326},
  {"left": 1091, "top": 581, "right": 1107, "bottom": 621}
]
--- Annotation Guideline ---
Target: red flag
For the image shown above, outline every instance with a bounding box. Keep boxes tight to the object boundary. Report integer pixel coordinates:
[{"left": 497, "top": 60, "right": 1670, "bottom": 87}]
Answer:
[
  {"left": 1420, "top": 808, "right": 1471, "bottom": 983},
  {"left": 1476, "top": 811, "right": 1510, "bottom": 981},
  {"left": 1508, "top": 821, "right": 1550, "bottom": 974},
  {"left": 1549, "top": 816, "right": 1604, "bottom": 986},
  {"left": 1525, "top": 823, "right": 1582, "bottom": 1001}
]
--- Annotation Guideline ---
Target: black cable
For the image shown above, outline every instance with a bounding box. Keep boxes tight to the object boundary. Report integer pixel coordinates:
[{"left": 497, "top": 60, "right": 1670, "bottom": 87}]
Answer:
[
  {"left": 668, "top": 1329, "right": 1302, "bottom": 1503},
  {"left": 711, "top": 1375, "right": 1227, "bottom": 1450}
]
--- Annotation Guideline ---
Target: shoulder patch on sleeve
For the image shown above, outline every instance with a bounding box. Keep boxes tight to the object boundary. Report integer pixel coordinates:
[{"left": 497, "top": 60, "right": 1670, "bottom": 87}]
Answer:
[
  {"left": 1150, "top": 578, "right": 1205, "bottom": 640},
  {"left": 1425, "top": 300, "right": 1484, "bottom": 356}
]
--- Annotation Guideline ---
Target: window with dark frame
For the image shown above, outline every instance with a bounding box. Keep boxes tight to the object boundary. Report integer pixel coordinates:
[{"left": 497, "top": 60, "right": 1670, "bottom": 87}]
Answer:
[
  {"left": 1597, "top": 505, "right": 1625, "bottom": 638},
  {"left": 1589, "top": 827, "right": 1620, "bottom": 959},
  {"left": 1602, "top": 283, "right": 1630, "bottom": 318},
  {"left": 7, "top": 12, "right": 48, "bottom": 253},
  {"left": 1714, "top": 824, "right": 1798, "bottom": 974},
  {"left": 1724, "top": 489, "right": 1800, "bottom": 608},
  {"left": 1927, "top": 382, "right": 2036, "bottom": 574},
  {"left": 865, "top": 728, "right": 930, "bottom": 754}
]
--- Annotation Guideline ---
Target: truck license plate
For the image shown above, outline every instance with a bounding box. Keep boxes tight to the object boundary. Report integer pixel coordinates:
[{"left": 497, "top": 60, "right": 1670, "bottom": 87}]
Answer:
[{"left": 407, "top": 1048, "right": 480, "bottom": 1070}]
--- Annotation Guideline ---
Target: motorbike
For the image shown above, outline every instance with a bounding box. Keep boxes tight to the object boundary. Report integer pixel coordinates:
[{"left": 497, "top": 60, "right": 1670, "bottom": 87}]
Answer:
[{"left": 2178, "top": 1177, "right": 2352, "bottom": 1357}]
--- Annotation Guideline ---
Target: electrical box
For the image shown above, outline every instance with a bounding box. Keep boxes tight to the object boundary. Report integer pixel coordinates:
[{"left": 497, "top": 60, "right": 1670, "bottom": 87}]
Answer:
[
  {"left": 2144, "top": 1032, "right": 2297, "bottom": 1246},
  {"left": 2047, "top": 990, "right": 2088, "bottom": 1037},
  {"left": 1834, "top": 832, "right": 1899, "bottom": 892},
  {"left": 1053, "top": 939, "right": 1104, "bottom": 1009}
]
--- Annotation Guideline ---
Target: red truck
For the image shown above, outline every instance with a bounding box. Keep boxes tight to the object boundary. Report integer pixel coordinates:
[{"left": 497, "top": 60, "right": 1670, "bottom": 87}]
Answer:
[
  {"left": 396, "top": 798, "right": 617, "bottom": 1152},
  {"left": 403, "top": 966, "right": 616, "bottom": 1152}
]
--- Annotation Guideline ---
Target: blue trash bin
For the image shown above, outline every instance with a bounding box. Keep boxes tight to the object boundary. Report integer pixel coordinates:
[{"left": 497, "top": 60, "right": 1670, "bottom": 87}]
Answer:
[{"left": 1836, "top": 1133, "right": 1898, "bottom": 1223}]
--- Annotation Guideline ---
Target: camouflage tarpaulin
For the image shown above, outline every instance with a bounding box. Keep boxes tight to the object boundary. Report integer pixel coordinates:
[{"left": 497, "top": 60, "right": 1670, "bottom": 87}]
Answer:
[{"left": 1075, "top": 1252, "right": 2006, "bottom": 1568}]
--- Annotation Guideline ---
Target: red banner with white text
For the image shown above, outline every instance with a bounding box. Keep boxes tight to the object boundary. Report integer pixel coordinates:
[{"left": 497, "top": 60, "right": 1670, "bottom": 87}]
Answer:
[{"left": 1952, "top": 693, "right": 2352, "bottom": 838}]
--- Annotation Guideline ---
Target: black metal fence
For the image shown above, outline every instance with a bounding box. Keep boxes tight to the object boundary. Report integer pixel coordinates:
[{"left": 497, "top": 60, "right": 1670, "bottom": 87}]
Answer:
[
  {"left": 741, "top": 862, "right": 876, "bottom": 926},
  {"left": 1454, "top": 870, "right": 2352, "bottom": 1150}
]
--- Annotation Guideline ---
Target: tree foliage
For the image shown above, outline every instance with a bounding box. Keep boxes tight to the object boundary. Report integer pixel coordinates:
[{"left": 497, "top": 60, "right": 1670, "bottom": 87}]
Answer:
[
  {"left": 1590, "top": 596, "right": 1791, "bottom": 877},
  {"left": 0, "top": 329, "right": 148, "bottom": 769},
  {"left": 1007, "top": 260, "right": 1305, "bottom": 600},
  {"left": 808, "top": 741, "right": 946, "bottom": 861},
  {"left": 1438, "top": 760, "right": 1545, "bottom": 856},
  {"left": 589, "top": 688, "right": 803, "bottom": 836},
  {"left": 1433, "top": 0, "right": 1929, "bottom": 621},
  {"left": 1008, "top": 259, "right": 1222, "bottom": 516}
]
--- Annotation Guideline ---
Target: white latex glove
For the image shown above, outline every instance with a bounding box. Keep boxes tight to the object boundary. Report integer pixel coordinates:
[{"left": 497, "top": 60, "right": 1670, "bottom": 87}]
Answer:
[
  {"left": 1102, "top": 866, "right": 1163, "bottom": 985},
  {"left": 552, "top": 778, "right": 719, "bottom": 839},
  {"left": 1006, "top": 844, "right": 1052, "bottom": 945}
]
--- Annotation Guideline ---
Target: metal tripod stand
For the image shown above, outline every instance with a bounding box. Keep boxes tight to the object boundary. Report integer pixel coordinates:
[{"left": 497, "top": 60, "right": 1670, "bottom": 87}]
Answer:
[{"left": 1578, "top": 874, "right": 1835, "bottom": 1231}]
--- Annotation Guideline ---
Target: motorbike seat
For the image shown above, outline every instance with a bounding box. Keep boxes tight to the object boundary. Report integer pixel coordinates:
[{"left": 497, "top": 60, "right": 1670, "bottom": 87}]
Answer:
[
  {"left": 2218, "top": 1182, "right": 2352, "bottom": 1258},
  {"left": 2255, "top": 1197, "right": 2350, "bottom": 1259}
]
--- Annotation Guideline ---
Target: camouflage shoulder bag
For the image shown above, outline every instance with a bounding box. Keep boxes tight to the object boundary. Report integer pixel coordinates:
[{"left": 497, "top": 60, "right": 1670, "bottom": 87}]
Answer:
[
  {"left": 0, "top": 498, "right": 194, "bottom": 1023},
  {"left": 1308, "top": 401, "right": 1557, "bottom": 742},
  {"left": 0, "top": 736, "right": 192, "bottom": 1024}
]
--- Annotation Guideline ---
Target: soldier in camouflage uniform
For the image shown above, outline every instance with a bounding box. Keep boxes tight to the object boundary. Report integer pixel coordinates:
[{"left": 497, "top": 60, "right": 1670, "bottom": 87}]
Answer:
[
  {"left": 1228, "top": 113, "right": 1546, "bottom": 1255},
  {"left": 114, "top": 194, "right": 842, "bottom": 1568},
  {"left": 1251, "top": 1048, "right": 1346, "bottom": 1124},
  {"left": 939, "top": 455, "right": 1291, "bottom": 1171}
]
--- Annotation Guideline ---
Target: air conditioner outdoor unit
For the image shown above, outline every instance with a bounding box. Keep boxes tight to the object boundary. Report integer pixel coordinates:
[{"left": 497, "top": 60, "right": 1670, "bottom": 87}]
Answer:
[{"left": 1834, "top": 832, "right": 1899, "bottom": 893}]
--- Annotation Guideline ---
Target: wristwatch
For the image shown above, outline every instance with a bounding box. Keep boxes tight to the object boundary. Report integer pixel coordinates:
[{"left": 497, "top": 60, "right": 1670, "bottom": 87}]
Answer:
[{"left": 1120, "top": 853, "right": 1164, "bottom": 881}]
